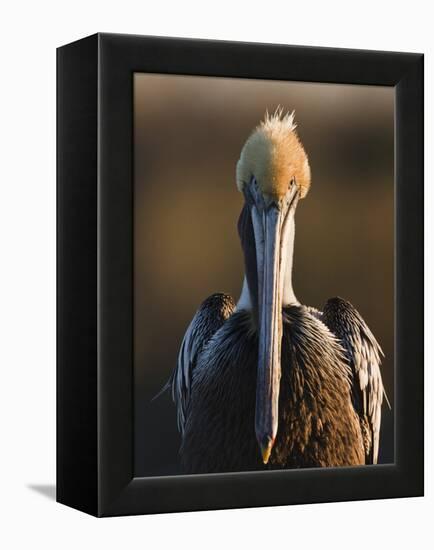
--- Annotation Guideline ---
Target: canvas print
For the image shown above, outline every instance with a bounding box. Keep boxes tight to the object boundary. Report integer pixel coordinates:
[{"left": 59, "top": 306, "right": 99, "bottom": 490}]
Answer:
[{"left": 134, "top": 74, "right": 394, "bottom": 476}]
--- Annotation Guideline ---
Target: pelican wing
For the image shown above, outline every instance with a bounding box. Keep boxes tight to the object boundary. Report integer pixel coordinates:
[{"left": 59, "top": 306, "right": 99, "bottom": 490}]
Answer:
[
  {"left": 171, "top": 293, "right": 235, "bottom": 434},
  {"left": 321, "top": 297, "right": 387, "bottom": 464}
]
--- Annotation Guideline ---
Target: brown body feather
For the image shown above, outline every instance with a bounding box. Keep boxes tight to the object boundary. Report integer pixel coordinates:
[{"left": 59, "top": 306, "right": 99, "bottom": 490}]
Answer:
[{"left": 180, "top": 305, "right": 364, "bottom": 473}]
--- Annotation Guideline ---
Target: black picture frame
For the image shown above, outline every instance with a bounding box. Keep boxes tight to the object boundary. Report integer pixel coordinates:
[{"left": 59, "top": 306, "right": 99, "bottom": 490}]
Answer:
[{"left": 57, "top": 33, "right": 424, "bottom": 517}]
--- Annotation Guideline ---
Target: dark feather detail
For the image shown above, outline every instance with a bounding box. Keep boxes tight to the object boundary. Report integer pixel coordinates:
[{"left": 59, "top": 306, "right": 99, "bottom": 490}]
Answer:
[
  {"left": 169, "top": 293, "right": 235, "bottom": 434},
  {"left": 322, "top": 297, "right": 387, "bottom": 464},
  {"left": 180, "top": 306, "right": 365, "bottom": 473}
]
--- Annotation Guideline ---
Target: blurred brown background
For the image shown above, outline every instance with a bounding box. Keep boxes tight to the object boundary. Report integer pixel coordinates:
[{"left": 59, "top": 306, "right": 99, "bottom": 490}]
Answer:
[{"left": 134, "top": 73, "right": 394, "bottom": 477}]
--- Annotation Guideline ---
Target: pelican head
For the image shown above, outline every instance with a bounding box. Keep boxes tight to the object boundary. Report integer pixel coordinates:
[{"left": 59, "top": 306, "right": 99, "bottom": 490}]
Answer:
[{"left": 236, "top": 108, "right": 311, "bottom": 464}]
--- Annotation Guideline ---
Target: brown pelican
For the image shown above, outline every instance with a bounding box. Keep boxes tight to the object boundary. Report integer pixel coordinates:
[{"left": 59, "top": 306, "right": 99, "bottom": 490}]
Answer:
[{"left": 165, "top": 109, "right": 388, "bottom": 473}]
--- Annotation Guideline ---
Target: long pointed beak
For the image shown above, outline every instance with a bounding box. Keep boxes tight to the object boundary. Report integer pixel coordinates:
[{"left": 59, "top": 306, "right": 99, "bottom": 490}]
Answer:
[{"left": 251, "top": 203, "right": 284, "bottom": 464}]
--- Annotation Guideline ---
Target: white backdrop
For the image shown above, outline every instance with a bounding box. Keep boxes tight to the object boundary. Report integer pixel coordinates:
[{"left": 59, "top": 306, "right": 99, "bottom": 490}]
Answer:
[{"left": 0, "top": 1, "right": 432, "bottom": 548}]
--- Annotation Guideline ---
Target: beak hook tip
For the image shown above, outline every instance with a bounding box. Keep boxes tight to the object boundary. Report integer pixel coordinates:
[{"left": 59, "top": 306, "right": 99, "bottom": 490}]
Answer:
[{"left": 259, "top": 435, "right": 275, "bottom": 465}]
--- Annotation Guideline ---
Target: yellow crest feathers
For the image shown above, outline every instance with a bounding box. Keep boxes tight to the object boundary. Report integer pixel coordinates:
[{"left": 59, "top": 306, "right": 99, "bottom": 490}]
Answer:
[{"left": 236, "top": 108, "right": 311, "bottom": 200}]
